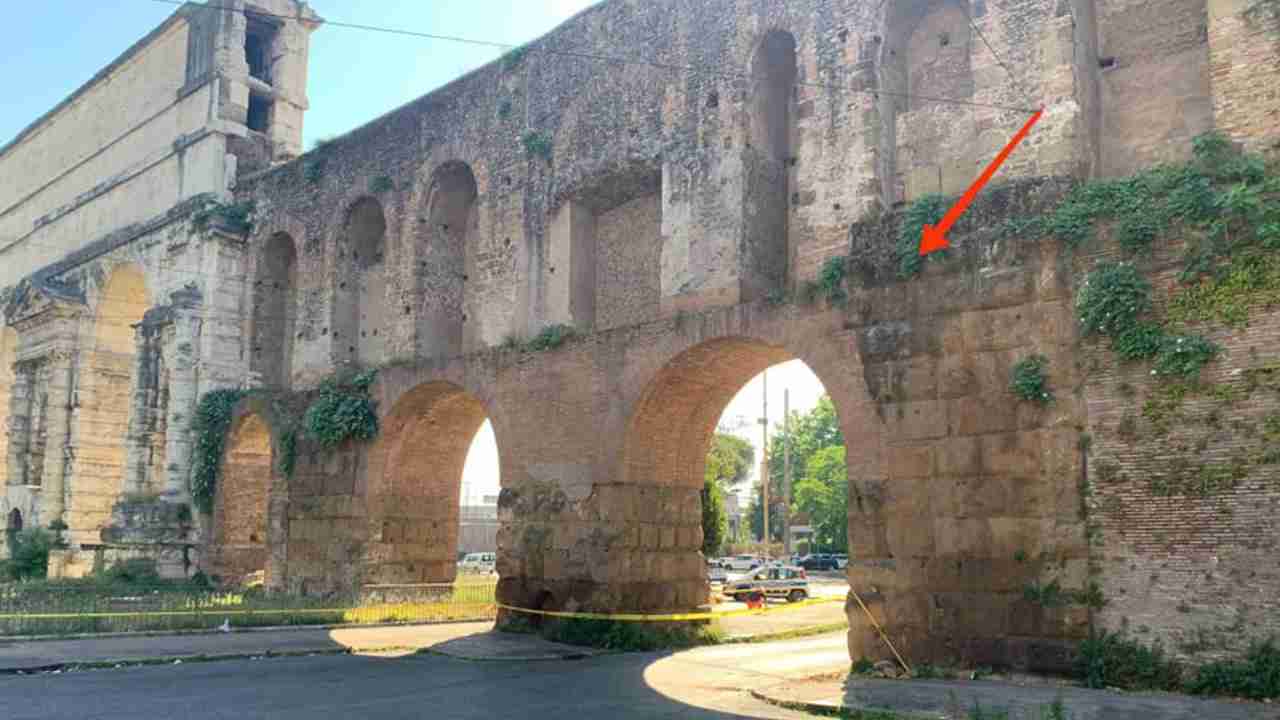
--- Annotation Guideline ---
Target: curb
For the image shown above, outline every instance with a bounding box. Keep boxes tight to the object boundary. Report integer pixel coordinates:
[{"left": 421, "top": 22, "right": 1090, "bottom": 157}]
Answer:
[
  {"left": 0, "top": 646, "right": 381, "bottom": 675},
  {"left": 0, "top": 641, "right": 596, "bottom": 674},
  {"left": 0, "top": 618, "right": 495, "bottom": 644},
  {"left": 749, "top": 687, "right": 936, "bottom": 719}
]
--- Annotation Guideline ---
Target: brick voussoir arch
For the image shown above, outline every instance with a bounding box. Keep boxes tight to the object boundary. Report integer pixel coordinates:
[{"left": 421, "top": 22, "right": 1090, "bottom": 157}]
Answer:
[
  {"left": 361, "top": 361, "right": 506, "bottom": 586},
  {"left": 209, "top": 394, "right": 295, "bottom": 589}
]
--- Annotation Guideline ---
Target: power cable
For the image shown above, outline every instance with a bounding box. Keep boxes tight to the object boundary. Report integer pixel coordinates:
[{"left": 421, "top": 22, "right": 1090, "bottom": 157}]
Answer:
[
  {"left": 144, "top": 0, "right": 1039, "bottom": 113},
  {"left": 952, "top": 0, "right": 1038, "bottom": 110}
]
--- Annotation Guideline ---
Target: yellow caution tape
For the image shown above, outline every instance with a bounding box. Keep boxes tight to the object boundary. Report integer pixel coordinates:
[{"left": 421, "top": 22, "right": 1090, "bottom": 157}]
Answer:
[{"left": 497, "top": 595, "right": 844, "bottom": 623}]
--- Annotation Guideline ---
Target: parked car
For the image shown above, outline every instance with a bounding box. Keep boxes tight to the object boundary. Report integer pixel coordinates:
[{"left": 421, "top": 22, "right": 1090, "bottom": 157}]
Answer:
[
  {"left": 833, "top": 554, "right": 849, "bottom": 569},
  {"left": 724, "top": 565, "right": 809, "bottom": 603},
  {"left": 800, "top": 553, "right": 837, "bottom": 571},
  {"left": 721, "top": 554, "right": 764, "bottom": 571},
  {"left": 458, "top": 552, "right": 496, "bottom": 573}
]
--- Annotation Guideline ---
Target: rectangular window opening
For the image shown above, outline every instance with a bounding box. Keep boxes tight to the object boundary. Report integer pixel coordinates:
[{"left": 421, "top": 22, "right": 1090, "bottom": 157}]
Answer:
[
  {"left": 247, "top": 93, "right": 273, "bottom": 133},
  {"left": 245, "top": 15, "right": 279, "bottom": 84}
]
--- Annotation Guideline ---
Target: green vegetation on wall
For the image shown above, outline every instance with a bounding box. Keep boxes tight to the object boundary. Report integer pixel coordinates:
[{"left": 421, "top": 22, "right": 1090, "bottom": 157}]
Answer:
[
  {"left": 190, "top": 388, "right": 248, "bottom": 515},
  {"left": 1010, "top": 354, "right": 1053, "bottom": 404},
  {"left": 521, "top": 131, "right": 553, "bottom": 161},
  {"left": 303, "top": 369, "right": 379, "bottom": 448}
]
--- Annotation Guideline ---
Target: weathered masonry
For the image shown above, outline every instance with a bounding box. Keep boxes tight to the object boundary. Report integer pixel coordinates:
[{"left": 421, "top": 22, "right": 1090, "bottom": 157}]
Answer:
[{"left": 3, "top": 0, "right": 1279, "bottom": 670}]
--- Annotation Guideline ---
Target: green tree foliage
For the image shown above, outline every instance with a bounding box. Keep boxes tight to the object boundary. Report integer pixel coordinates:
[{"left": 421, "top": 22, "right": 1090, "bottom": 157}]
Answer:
[
  {"left": 702, "top": 434, "right": 753, "bottom": 557},
  {"left": 701, "top": 478, "right": 727, "bottom": 557},
  {"left": 767, "top": 396, "right": 843, "bottom": 500},
  {"left": 705, "top": 433, "right": 755, "bottom": 489},
  {"left": 747, "top": 395, "right": 849, "bottom": 551},
  {"left": 793, "top": 445, "right": 849, "bottom": 553},
  {"left": 1, "top": 528, "right": 57, "bottom": 580}
]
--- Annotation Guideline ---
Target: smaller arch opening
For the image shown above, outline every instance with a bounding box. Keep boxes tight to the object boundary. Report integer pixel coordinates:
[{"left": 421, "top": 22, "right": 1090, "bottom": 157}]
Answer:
[
  {"left": 7, "top": 508, "right": 22, "bottom": 532},
  {"left": 211, "top": 414, "right": 273, "bottom": 586}
]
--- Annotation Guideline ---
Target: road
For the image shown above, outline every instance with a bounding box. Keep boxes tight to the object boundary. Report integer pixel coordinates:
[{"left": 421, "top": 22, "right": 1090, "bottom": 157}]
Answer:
[{"left": 0, "top": 632, "right": 851, "bottom": 719}]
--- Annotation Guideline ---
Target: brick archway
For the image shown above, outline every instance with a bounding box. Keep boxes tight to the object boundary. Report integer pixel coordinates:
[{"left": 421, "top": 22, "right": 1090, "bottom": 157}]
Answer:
[
  {"left": 617, "top": 335, "right": 842, "bottom": 612},
  {"left": 365, "top": 381, "right": 493, "bottom": 584},
  {"left": 211, "top": 413, "right": 273, "bottom": 584}
]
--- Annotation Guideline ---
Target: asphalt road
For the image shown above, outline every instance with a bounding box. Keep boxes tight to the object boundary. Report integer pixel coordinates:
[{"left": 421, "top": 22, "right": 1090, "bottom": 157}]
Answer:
[{"left": 0, "top": 633, "right": 851, "bottom": 720}]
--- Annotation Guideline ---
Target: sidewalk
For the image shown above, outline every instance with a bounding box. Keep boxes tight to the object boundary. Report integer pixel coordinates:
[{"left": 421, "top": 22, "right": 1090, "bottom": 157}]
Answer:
[
  {"left": 0, "top": 622, "right": 599, "bottom": 672},
  {"left": 753, "top": 674, "right": 1280, "bottom": 719}
]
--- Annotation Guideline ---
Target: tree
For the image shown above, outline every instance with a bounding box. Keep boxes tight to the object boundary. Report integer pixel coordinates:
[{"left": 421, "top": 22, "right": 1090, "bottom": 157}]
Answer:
[
  {"left": 702, "top": 434, "right": 753, "bottom": 557},
  {"left": 746, "top": 487, "right": 785, "bottom": 543},
  {"left": 701, "top": 478, "right": 727, "bottom": 557},
  {"left": 761, "top": 395, "right": 848, "bottom": 551},
  {"left": 793, "top": 445, "right": 849, "bottom": 553},
  {"left": 767, "top": 395, "right": 843, "bottom": 502},
  {"left": 705, "top": 434, "right": 755, "bottom": 489}
]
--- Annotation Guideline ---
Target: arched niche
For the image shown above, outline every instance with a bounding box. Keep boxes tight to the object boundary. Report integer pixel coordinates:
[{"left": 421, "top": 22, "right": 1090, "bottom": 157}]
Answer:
[
  {"left": 416, "top": 162, "right": 477, "bottom": 358},
  {"left": 336, "top": 197, "right": 387, "bottom": 367},
  {"left": 744, "top": 30, "right": 798, "bottom": 300},
  {"left": 254, "top": 232, "right": 298, "bottom": 388}
]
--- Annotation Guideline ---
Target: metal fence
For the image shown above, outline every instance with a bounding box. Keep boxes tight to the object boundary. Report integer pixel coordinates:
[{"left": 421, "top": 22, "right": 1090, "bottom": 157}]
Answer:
[{"left": 0, "top": 580, "right": 497, "bottom": 637}]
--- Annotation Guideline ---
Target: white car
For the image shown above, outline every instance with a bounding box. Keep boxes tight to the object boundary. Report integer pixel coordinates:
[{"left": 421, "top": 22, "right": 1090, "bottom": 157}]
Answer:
[
  {"left": 721, "top": 554, "right": 764, "bottom": 571},
  {"left": 458, "top": 552, "right": 496, "bottom": 573}
]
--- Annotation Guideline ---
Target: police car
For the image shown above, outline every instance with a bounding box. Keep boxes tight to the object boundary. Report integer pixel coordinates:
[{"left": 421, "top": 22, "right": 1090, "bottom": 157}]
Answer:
[{"left": 724, "top": 565, "right": 809, "bottom": 603}]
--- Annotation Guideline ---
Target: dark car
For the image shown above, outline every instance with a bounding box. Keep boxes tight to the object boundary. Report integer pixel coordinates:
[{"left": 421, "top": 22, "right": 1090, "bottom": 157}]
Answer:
[{"left": 800, "top": 553, "right": 837, "bottom": 571}]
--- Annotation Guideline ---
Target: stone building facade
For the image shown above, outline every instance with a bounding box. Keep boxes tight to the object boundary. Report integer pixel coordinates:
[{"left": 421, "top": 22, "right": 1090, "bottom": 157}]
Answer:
[
  {"left": 0, "top": 0, "right": 320, "bottom": 575},
  {"left": 2, "top": 0, "right": 1278, "bottom": 670}
]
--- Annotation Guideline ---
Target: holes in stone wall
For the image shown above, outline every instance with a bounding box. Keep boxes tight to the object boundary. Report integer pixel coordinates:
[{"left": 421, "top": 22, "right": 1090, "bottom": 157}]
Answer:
[
  {"left": 745, "top": 30, "right": 797, "bottom": 301},
  {"left": 417, "top": 161, "right": 477, "bottom": 358},
  {"left": 212, "top": 413, "right": 273, "bottom": 584},
  {"left": 255, "top": 232, "right": 297, "bottom": 388},
  {"left": 337, "top": 197, "right": 387, "bottom": 367}
]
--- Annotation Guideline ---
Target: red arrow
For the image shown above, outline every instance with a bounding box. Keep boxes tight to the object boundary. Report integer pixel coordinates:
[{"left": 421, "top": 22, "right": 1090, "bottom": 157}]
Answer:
[{"left": 920, "top": 109, "right": 1044, "bottom": 256}]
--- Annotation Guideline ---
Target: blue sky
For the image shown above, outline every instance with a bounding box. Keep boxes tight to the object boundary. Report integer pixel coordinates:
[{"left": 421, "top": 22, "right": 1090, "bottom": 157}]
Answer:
[{"left": 2, "top": 0, "right": 598, "bottom": 147}]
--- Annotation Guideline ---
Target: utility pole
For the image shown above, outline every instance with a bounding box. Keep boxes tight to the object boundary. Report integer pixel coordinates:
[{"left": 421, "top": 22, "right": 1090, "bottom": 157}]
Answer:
[
  {"left": 760, "top": 370, "right": 769, "bottom": 552},
  {"left": 783, "top": 388, "right": 792, "bottom": 557}
]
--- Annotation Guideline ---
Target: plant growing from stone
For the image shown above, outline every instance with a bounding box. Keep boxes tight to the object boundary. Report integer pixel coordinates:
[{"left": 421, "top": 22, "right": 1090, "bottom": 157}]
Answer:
[
  {"left": 190, "top": 388, "right": 248, "bottom": 514},
  {"left": 303, "top": 369, "right": 379, "bottom": 448},
  {"left": 1010, "top": 354, "right": 1053, "bottom": 404}
]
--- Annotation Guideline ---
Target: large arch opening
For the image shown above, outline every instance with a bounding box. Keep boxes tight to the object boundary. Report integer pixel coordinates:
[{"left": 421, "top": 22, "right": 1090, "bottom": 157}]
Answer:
[
  {"left": 621, "top": 337, "right": 849, "bottom": 614},
  {"left": 211, "top": 413, "right": 273, "bottom": 585},
  {"left": 416, "top": 162, "right": 477, "bottom": 358},
  {"left": 336, "top": 197, "right": 387, "bottom": 367},
  {"left": 744, "top": 30, "right": 797, "bottom": 300},
  {"left": 253, "top": 232, "right": 297, "bottom": 388},
  {"left": 75, "top": 264, "right": 149, "bottom": 542},
  {"left": 366, "top": 382, "right": 498, "bottom": 585}
]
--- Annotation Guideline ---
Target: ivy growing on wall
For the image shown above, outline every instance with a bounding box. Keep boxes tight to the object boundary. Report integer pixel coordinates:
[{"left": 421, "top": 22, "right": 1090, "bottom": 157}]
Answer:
[
  {"left": 190, "top": 389, "right": 248, "bottom": 515},
  {"left": 303, "top": 369, "right": 379, "bottom": 448}
]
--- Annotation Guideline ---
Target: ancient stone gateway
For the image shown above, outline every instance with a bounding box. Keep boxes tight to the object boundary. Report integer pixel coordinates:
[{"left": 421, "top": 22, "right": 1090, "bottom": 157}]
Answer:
[{"left": 1, "top": 0, "right": 1277, "bottom": 672}]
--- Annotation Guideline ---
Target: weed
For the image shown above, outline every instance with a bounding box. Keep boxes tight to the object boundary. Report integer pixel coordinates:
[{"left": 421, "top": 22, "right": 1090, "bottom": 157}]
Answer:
[
  {"left": 1010, "top": 354, "right": 1053, "bottom": 404},
  {"left": 1187, "top": 637, "right": 1280, "bottom": 700},
  {"left": 522, "top": 131, "right": 553, "bottom": 160},
  {"left": 1076, "top": 630, "right": 1183, "bottom": 691}
]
